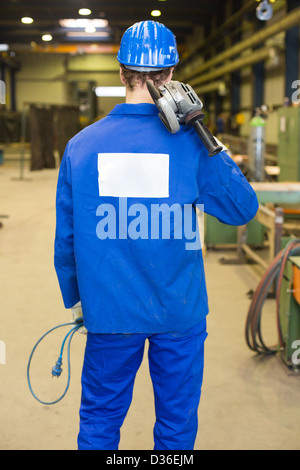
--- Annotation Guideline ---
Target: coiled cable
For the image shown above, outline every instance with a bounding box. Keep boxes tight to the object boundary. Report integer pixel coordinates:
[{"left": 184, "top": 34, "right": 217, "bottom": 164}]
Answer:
[
  {"left": 27, "top": 320, "right": 83, "bottom": 405},
  {"left": 245, "top": 238, "right": 300, "bottom": 355}
]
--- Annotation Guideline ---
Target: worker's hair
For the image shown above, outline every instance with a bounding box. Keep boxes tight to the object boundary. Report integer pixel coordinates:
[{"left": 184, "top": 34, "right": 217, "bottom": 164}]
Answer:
[{"left": 120, "top": 64, "right": 173, "bottom": 91}]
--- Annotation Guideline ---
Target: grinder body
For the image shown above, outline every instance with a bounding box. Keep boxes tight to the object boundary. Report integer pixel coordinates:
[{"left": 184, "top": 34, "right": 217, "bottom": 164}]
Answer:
[{"left": 147, "top": 80, "right": 223, "bottom": 157}]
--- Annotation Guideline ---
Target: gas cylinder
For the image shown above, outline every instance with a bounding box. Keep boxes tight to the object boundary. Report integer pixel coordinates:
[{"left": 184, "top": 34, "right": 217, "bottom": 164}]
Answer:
[{"left": 248, "top": 112, "right": 266, "bottom": 181}]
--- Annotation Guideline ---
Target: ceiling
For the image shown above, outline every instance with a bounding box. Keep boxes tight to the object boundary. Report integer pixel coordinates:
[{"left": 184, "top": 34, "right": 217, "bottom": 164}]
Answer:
[{"left": 0, "top": 0, "right": 227, "bottom": 50}]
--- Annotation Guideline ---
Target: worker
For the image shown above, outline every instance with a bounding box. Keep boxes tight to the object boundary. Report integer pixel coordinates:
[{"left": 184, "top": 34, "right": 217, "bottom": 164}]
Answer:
[{"left": 54, "top": 20, "right": 258, "bottom": 450}]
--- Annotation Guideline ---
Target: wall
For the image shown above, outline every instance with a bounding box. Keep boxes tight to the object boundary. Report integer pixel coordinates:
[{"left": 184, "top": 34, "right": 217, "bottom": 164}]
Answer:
[
  {"left": 16, "top": 54, "right": 68, "bottom": 109},
  {"left": 15, "top": 51, "right": 123, "bottom": 118}
]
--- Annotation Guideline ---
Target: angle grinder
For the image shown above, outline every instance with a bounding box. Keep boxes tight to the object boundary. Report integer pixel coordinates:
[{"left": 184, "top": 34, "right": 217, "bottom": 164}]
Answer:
[{"left": 146, "top": 80, "right": 223, "bottom": 157}]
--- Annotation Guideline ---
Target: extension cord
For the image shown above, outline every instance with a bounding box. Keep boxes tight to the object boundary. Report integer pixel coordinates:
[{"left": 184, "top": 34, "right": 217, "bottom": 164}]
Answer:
[{"left": 27, "top": 320, "right": 84, "bottom": 405}]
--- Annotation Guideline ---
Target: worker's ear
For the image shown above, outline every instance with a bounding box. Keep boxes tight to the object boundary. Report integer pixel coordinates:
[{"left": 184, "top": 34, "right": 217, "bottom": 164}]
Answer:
[
  {"left": 164, "top": 67, "right": 174, "bottom": 84},
  {"left": 119, "top": 67, "right": 125, "bottom": 85}
]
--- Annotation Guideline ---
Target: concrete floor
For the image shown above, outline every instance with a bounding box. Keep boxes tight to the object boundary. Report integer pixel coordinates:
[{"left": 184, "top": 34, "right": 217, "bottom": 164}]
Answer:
[{"left": 0, "top": 157, "right": 300, "bottom": 450}]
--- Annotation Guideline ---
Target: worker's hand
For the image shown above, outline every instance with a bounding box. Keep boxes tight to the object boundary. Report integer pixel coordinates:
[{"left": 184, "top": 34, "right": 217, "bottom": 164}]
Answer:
[{"left": 71, "top": 301, "right": 87, "bottom": 335}]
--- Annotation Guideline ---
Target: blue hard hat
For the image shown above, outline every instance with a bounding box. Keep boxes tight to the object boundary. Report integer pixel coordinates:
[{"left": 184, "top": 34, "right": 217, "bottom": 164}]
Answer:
[{"left": 117, "top": 20, "right": 179, "bottom": 71}]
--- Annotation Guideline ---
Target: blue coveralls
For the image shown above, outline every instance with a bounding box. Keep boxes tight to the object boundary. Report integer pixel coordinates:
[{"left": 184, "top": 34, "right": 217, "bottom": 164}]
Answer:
[{"left": 54, "top": 103, "right": 258, "bottom": 450}]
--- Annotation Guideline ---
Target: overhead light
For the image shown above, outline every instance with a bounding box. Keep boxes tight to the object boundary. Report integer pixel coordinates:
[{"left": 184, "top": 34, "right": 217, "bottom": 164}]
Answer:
[
  {"left": 151, "top": 10, "right": 161, "bottom": 17},
  {"left": 95, "top": 87, "right": 126, "bottom": 97},
  {"left": 42, "top": 34, "right": 52, "bottom": 42},
  {"left": 0, "top": 44, "right": 9, "bottom": 51},
  {"left": 21, "top": 17, "right": 34, "bottom": 24},
  {"left": 59, "top": 19, "right": 108, "bottom": 28},
  {"left": 66, "top": 31, "right": 109, "bottom": 38},
  {"left": 85, "top": 25, "right": 96, "bottom": 33},
  {"left": 78, "top": 8, "right": 92, "bottom": 16}
]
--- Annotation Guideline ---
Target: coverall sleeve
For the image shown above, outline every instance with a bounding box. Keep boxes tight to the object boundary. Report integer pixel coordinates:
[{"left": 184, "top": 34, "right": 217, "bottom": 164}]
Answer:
[
  {"left": 54, "top": 144, "right": 80, "bottom": 308},
  {"left": 196, "top": 149, "right": 259, "bottom": 226}
]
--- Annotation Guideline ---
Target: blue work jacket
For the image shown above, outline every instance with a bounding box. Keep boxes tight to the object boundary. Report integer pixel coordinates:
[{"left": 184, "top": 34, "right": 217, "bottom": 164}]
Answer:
[{"left": 54, "top": 103, "right": 258, "bottom": 333}]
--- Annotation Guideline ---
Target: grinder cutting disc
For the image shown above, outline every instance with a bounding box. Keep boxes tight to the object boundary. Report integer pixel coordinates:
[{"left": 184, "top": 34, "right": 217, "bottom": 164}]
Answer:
[{"left": 146, "top": 81, "right": 180, "bottom": 133}]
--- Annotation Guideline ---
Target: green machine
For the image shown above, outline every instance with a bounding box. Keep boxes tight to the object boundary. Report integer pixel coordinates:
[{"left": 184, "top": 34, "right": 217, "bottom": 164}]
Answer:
[
  {"left": 278, "top": 107, "right": 300, "bottom": 182},
  {"left": 278, "top": 255, "right": 300, "bottom": 369},
  {"left": 204, "top": 215, "right": 265, "bottom": 248}
]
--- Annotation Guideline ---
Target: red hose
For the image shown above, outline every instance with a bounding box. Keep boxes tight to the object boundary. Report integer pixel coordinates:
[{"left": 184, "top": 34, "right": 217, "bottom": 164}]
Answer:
[{"left": 245, "top": 240, "right": 300, "bottom": 354}]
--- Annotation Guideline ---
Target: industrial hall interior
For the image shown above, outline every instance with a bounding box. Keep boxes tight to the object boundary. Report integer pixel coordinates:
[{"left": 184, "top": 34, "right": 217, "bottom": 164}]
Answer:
[{"left": 0, "top": 0, "right": 300, "bottom": 451}]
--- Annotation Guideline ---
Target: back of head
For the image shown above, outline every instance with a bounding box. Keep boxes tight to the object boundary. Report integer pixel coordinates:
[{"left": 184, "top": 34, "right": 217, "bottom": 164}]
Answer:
[{"left": 117, "top": 20, "right": 179, "bottom": 72}]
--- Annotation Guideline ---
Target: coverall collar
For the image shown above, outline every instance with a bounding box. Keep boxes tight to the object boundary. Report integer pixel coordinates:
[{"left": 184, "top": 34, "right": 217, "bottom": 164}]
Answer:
[{"left": 109, "top": 103, "right": 159, "bottom": 116}]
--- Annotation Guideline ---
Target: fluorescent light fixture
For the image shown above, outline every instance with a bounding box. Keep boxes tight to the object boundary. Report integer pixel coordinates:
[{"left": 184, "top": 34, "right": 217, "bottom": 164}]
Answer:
[
  {"left": 42, "top": 34, "right": 52, "bottom": 41},
  {"left": 0, "top": 44, "right": 9, "bottom": 51},
  {"left": 151, "top": 10, "right": 161, "bottom": 17},
  {"left": 21, "top": 17, "right": 34, "bottom": 24},
  {"left": 78, "top": 8, "right": 92, "bottom": 16},
  {"left": 95, "top": 87, "right": 126, "bottom": 97},
  {"left": 85, "top": 26, "right": 96, "bottom": 33},
  {"left": 66, "top": 31, "right": 109, "bottom": 38},
  {"left": 59, "top": 19, "right": 108, "bottom": 28}
]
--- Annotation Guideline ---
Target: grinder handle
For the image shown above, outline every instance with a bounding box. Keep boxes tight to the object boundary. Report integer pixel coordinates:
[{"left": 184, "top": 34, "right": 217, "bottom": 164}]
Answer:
[{"left": 193, "top": 120, "right": 223, "bottom": 157}]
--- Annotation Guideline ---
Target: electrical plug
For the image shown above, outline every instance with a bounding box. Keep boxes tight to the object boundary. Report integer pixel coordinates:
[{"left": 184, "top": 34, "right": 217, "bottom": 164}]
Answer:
[{"left": 52, "top": 356, "right": 63, "bottom": 377}]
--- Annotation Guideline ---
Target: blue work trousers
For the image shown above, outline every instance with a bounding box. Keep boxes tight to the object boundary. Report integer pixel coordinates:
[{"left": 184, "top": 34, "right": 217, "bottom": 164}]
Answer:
[{"left": 77, "top": 319, "right": 207, "bottom": 450}]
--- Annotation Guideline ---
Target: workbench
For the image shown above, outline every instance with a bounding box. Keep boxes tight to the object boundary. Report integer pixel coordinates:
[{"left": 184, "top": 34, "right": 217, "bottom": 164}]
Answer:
[
  {"left": 251, "top": 182, "right": 300, "bottom": 205},
  {"left": 221, "top": 182, "right": 300, "bottom": 270}
]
